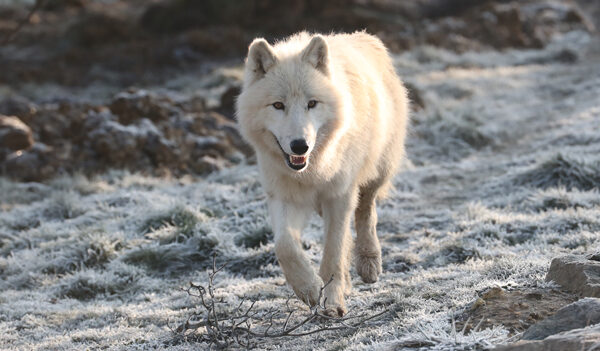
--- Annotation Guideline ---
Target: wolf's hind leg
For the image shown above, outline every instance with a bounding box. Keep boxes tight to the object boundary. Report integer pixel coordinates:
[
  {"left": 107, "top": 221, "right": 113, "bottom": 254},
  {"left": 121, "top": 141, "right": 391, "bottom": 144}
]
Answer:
[
  {"left": 269, "top": 199, "right": 323, "bottom": 307},
  {"left": 354, "top": 179, "right": 386, "bottom": 283}
]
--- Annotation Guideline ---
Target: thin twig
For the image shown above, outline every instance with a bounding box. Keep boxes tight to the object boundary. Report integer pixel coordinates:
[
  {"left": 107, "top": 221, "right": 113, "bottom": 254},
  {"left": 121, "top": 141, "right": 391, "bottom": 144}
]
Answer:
[{"left": 282, "top": 310, "right": 294, "bottom": 331}]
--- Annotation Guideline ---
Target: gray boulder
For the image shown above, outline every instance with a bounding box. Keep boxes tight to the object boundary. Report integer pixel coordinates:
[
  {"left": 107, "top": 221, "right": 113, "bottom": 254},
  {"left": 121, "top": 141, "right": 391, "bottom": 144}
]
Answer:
[
  {"left": 546, "top": 254, "right": 600, "bottom": 297},
  {"left": 494, "top": 323, "right": 600, "bottom": 351},
  {"left": 522, "top": 298, "right": 600, "bottom": 340}
]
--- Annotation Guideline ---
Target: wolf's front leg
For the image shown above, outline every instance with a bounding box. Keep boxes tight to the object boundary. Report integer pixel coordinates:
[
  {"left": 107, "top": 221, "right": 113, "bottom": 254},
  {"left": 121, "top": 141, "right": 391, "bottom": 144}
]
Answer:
[
  {"left": 269, "top": 198, "right": 323, "bottom": 307},
  {"left": 319, "top": 189, "right": 357, "bottom": 317}
]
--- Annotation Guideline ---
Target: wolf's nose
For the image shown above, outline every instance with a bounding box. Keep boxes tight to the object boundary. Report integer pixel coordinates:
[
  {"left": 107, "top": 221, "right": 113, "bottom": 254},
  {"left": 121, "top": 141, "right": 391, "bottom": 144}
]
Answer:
[{"left": 290, "top": 139, "right": 309, "bottom": 155}]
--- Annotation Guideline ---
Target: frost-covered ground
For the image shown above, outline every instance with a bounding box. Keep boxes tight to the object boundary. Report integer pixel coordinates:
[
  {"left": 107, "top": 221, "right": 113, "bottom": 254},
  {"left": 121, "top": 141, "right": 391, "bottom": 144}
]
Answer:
[{"left": 1, "top": 30, "right": 600, "bottom": 350}]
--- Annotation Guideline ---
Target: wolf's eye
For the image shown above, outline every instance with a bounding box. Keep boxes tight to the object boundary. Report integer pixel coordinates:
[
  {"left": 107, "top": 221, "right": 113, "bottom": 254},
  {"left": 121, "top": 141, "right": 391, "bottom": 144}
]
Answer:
[
  {"left": 272, "top": 102, "right": 285, "bottom": 110},
  {"left": 307, "top": 100, "right": 318, "bottom": 109}
]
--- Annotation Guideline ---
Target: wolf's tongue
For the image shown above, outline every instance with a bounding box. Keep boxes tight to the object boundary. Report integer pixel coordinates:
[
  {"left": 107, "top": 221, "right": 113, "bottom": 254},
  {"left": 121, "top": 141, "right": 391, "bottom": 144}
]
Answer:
[{"left": 289, "top": 155, "right": 306, "bottom": 165}]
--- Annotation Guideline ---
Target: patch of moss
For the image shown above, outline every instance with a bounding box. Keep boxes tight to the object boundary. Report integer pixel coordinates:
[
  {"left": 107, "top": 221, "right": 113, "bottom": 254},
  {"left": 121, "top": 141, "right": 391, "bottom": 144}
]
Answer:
[
  {"left": 59, "top": 271, "right": 136, "bottom": 301},
  {"left": 440, "top": 244, "right": 481, "bottom": 264},
  {"left": 227, "top": 249, "right": 278, "bottom": 278},
  {"left": 501, "top": 224, "right": 540, "bottom": 246},
  {"left": 43, "top": 238, "right": 119, "bottom": 275},
  {"left": 516, "top": 153, "right": 600, "bottom": 191},
  {"left": 124, "top": 234, "right": 218, "bottom": 274},
  {"left": 43, "top": 194, "right": 85, "bottom": 220},
  {"left": 141, "top": 207, "right": 200, "bottom": 240},
  {"left": 235, "top": 226, "right": 272, "bottom": 248}
]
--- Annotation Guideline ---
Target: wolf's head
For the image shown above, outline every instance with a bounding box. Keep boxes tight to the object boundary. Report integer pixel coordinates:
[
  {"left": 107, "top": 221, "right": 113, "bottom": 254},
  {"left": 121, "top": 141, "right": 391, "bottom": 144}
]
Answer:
[{"left": 236, "top": 34, "right": 342, "bottom": 173}]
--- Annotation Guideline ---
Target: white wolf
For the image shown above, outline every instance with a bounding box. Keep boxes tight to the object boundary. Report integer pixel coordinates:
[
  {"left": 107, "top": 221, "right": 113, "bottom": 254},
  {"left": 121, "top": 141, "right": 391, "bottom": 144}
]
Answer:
[{"left": 236, "top": 32, "right": 408, "bottom": 316}]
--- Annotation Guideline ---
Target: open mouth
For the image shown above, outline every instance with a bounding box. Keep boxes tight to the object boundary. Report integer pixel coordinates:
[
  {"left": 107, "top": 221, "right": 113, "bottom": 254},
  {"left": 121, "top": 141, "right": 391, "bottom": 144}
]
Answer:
[
  {"left": 286, "top": 154, "right": 308, "bottom": 171},
  {"left": 275, "top": 138, "right": 309, "bottom": 171}
]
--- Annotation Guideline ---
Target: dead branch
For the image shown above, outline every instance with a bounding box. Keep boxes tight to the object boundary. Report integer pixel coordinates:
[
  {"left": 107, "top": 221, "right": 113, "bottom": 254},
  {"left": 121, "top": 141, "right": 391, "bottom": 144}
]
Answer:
[{"left": 173, "top": 255, "right": 390, "bottom": 348}]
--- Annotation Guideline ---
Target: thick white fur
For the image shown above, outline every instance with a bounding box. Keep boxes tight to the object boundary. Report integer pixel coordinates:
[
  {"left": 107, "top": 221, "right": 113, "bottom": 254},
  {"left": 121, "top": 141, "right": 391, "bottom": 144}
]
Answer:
[{"left": 236, "top": 32, "right": 408, "bottom": 316}]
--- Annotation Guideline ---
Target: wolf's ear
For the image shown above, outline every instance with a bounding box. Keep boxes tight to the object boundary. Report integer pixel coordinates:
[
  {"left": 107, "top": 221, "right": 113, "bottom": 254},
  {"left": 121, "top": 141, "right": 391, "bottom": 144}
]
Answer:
[
  {"left": 246, "top": 38, "right": 277, "bottom": 82},
  {"left": 301, "top": 35, "right": 329, "bottom": 75}
]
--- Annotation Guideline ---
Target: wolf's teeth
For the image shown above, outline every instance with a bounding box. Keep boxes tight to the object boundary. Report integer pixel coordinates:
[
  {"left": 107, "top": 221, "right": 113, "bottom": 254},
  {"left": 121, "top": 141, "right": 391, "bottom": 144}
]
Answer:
[{"left": 288, "top": 155, "right": 307, "bottom": 165}]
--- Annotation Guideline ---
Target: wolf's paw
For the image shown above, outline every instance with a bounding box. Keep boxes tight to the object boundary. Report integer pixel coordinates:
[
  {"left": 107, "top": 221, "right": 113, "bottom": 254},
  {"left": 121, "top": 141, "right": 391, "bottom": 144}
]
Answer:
[
  {"left": 322, "top": 304, "right": 347, "bottom": 318},
  {"left": 291, "top": 276, "right": 323, "bottom": 307},
  {"left": 322, "top": 283, "right": 347, "bottom": 317},
  {"left": 356, "top": 252, "right": 382, "bottom": 284}
]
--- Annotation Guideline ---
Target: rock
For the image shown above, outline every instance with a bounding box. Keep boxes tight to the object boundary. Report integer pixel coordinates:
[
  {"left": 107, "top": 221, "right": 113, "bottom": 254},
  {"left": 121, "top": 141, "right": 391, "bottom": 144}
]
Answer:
[
  {"left": 84, "top": 110, "right": 134, "bottom": 165},
  {"left": 109, "top": 90, "right": 179, "bottom": 125},
  {"left": 494, "top": 324, "right": 600, "bottom": 351},
  {"left": 187, "top": 111, "right": 250, "bottom": 158},
  {"left": 0, "top": 90, "right": 251, "bottom": 180},
  {"left": 0, "top": 97, "right": 38, "bottom": 125},
  {"left": 85, "top": 110, "right": 175, "bottom": 168},
  {"left": 522, "top": 298, "right": 600, "bottom": 340},
  {"left": 35, "top": 108, "right": 74, "bottom": 143},
  {"left": 416, "top": 0, "right": 593, "bottom": 52},
  {"left": 1, "top": 143, "right": 58, "bottom": 182},
  {"left": 138, "top": 119, "right": 178, "bottom": 166},
  {"left": 546, "top": 254, "right": 600, "bottom": 297},
  {"left": 0, "top": 115, "right": 34, "bottom": 152}
]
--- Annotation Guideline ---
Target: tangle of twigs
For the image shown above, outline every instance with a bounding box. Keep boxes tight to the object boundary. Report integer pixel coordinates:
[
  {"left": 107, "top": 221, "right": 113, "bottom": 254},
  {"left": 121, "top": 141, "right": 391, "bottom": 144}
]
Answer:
[{"left": 170, "top": 254, "right": 389, "bottom": 348}]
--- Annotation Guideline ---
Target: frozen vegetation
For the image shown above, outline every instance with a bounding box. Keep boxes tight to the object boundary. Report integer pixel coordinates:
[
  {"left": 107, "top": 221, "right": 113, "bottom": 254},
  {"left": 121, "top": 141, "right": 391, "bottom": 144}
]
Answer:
[{"left": 1, "top": 30, "right": 600, "bottom": 350}]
